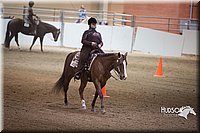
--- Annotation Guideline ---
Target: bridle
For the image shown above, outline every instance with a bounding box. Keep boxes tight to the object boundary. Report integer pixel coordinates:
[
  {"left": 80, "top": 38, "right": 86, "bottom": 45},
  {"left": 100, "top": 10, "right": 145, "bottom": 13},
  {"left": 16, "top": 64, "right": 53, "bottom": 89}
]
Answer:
[{"left": 111, "top": 57, "right": 122, "bottom": 80}]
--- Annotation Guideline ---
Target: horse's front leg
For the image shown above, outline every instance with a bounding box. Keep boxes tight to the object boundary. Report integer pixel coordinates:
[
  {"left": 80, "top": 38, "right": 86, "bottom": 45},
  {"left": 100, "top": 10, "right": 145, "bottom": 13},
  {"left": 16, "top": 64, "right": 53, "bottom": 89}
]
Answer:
[
  {"left": 39, "top": 36, "right": 44, "bottom": 52},
  {"left": 94, "top": 80, "right": 105, "bottom": 114},
  {"left": 30, "top": 36, "right": 38, "bottom": 51},
  {"left": 91, "top": 91, "right": 98, "bottom": 112}
]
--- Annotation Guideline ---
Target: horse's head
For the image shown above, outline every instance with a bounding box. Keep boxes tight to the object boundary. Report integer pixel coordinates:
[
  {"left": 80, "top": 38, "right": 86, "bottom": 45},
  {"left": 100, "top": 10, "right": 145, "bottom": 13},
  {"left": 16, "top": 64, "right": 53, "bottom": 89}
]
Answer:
[
  {"left": 114, "top": 52, "right": 128, "bottom": 80},
  {"left": 179, "top": 106, "right": 196, "bottom": 119},
  {"left": 188, "top": 106, "right": 196, "bottom": 115},
  {"left": 53, "top": 29, "right": 60, "bottom": 41}
]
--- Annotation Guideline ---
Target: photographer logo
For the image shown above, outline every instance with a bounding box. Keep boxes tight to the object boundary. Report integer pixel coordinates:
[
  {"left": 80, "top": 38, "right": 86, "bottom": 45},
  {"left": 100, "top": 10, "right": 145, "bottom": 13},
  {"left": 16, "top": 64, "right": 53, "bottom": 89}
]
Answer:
[{"left": 160, "top": 106, "right": 196, "bottom": 119}]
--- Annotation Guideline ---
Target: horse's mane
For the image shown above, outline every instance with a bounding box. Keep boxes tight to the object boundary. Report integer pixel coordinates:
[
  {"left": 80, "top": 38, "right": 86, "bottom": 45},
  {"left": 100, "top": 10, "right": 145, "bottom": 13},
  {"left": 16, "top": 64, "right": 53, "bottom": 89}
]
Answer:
[
  {"left": 97, "top": 53, "right": 116, "bottom": 57},
  {"left": 40, "top": 21, "right": 57, "bottom": 30},
  {"left": 180, "top": 106, "right": 192, "bottom": 112}
]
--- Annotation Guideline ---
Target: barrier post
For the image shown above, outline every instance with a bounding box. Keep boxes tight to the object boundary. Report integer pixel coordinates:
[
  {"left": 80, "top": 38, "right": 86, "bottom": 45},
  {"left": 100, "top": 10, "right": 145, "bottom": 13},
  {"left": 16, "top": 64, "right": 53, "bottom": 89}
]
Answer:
[
  {"left": 60, "top": 10, "right": 64, "bottom": 47},
  {"left": 130, "top": 15, "right": 135, "bottom": 53}
]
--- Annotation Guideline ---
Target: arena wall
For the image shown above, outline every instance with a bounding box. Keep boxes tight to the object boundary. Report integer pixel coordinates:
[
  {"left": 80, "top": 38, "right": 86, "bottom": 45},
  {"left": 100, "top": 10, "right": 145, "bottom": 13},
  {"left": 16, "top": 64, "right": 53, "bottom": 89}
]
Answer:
[
  {"left": 133, "top": 27, "right": 199, "bottom": 57},
  {"left": 1, "top": 18, "right": 198, "bottom": 56},
  {"left": 182, "top": 30, "right": 199, "bottom": 55}
]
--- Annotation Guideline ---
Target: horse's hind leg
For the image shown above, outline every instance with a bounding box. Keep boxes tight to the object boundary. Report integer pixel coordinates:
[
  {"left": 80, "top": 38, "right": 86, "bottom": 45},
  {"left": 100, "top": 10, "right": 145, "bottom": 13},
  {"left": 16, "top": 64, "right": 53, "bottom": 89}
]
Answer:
[
  {"left": 63, "top": 77, "right": 72, "bottom": 106},
  {"left": 79, "top": 76, "right": 88, "bottom": 109},
  {"left": 15, "top": 34, "right": 20, "bottom": 50},
  {"left": 63, "top": 83, "right": 69, "bottom": 106},
  {"left": 62, "top": 70, "right": 75, "bottom": 106}
]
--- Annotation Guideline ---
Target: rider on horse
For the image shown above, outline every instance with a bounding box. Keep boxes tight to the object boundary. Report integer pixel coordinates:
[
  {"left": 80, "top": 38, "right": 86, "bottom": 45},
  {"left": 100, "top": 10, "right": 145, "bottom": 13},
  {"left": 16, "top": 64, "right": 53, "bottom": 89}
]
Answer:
[
  {"left": 74, "top": 17, "right": 104, "bottom": 80},
  {"left": 28, "top": 1, "right": 37, "bottom": 35}
]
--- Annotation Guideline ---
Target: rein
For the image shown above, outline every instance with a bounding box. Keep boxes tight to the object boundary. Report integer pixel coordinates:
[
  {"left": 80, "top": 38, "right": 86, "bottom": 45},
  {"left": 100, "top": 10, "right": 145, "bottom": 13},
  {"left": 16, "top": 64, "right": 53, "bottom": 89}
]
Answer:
[
  {"left": 111, "top": 69, "right": 119, "bottom": 80},
  {"left": 46, "top": 34, "right": 54, "bottom": 41}
]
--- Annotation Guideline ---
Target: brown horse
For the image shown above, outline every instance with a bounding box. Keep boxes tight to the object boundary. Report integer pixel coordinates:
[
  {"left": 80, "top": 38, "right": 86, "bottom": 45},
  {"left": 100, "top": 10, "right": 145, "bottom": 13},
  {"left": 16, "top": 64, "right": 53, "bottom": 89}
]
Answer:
[
  {"left": 52, "top": 51, "right": 128, "bottom": 114},
  {"left": 4, "top": 18, "right": 60, "bottom": 52}
]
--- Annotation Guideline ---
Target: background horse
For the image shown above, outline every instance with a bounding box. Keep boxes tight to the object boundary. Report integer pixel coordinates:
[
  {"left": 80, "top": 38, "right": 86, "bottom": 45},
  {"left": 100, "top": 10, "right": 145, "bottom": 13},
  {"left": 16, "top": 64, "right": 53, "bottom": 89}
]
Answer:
[
  {"left": 4, "top": 18, "right": 60, "bottom": 52},
  {"left": 53, "top": 51, "right": 128, "bottom": 114}
]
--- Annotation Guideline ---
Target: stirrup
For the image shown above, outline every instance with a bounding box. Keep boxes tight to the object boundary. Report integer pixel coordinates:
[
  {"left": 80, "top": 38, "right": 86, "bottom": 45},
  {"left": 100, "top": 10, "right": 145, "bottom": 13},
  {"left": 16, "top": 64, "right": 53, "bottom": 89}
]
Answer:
[
  {"left": 74, "top": 72, "right": 81, "bottom": 80},
  {"left": 74, "top": 75, "right": 80, "bottom": 80}
]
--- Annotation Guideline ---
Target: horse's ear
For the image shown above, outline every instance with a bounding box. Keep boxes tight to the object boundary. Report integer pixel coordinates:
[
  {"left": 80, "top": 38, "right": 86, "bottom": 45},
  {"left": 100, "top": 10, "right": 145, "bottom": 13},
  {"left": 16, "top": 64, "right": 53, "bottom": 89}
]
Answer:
[
  {"left": 118, "top": 52, "right": 121, "bottom": 58},
  {"left": 57, "top": 29, "right": 61, "bottom": 34},
  {"left": 125, "top": 52, "right": 128, "bottom": 57}
]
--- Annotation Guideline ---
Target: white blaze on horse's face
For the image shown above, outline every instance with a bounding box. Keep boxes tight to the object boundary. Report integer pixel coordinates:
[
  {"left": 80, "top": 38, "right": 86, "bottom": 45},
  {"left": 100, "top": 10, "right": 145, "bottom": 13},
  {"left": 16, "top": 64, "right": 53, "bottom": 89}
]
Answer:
[
  {"left": 123, "top": 60, "right": 127, "bottom": 80},
  {"left": 53, "top": 29, "right": 60, "bottom": 41}
]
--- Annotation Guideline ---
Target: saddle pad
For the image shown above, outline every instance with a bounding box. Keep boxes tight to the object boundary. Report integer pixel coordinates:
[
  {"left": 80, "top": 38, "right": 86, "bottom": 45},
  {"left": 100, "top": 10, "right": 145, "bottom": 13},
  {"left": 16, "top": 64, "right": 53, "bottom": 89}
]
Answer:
[
  {"left": 24, "top": 16, "right": 30, "bottom": 27},
  {"left": 70, "top": 52, "right": 80, "bottom": 68},
  {"left": 24, "top": 23, "right": 29, "bottom": 27},
  {"left": 70, "top": 52, "right": 98, "bottom": 70}
]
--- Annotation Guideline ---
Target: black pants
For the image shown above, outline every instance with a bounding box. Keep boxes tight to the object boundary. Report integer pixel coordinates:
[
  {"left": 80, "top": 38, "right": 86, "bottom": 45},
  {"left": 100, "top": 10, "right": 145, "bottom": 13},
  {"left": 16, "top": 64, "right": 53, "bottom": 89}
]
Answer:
[
  {"left": 28, "top": 15, "right": 37, "bottom": 33},
  {"left": 77, "top": 47, "right": 91, "bottom": 72},
  {"left": 76, "top": 47, "right": 104, "bottom": 73}
]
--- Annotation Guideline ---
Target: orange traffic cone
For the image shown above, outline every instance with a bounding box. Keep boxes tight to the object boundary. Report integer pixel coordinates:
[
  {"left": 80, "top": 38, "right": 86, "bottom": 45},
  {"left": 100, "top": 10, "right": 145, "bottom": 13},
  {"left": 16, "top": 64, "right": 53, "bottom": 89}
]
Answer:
[
  {"left": 102, "top": 86, "right": 110, "bottom": 97},
  {"left": 154, "top": 56, "right": 164, "bottom": 77}
]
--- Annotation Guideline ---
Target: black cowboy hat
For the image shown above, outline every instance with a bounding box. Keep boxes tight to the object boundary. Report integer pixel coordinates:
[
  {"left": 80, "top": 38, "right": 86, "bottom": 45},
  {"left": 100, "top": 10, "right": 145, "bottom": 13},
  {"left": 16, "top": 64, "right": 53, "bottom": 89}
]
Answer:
[{"left": 88, "top": 17, "right": 97, "bottom": 25}]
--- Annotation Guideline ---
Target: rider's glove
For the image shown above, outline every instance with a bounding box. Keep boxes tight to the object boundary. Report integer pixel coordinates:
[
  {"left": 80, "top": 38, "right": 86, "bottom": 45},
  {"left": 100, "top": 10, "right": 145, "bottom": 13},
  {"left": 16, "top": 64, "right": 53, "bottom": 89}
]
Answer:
[
  {"left": 91, "top": 42, "right": 97, "bottom": 48},
  {"left": 98, "top": 43, "right": 103, "bottom": 48}
]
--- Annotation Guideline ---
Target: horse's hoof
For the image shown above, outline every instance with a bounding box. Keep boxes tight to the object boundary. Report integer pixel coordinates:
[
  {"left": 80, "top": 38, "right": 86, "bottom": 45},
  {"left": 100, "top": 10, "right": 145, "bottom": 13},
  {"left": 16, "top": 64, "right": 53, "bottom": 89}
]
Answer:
[
  {"left": 82, "top": 105, "right": 86, "bottom": 109},
  {"left": 91, "top": 108, "right": 96, "bottom": 112},
  {"left": 64, "top": 102, "right": 68, "bottom": 106},
  {"left": 81, "top": 100, "right": 86, "bottom": 109},
  {"left": 101, "top": 108, "right": 106, "bottom": 114}
]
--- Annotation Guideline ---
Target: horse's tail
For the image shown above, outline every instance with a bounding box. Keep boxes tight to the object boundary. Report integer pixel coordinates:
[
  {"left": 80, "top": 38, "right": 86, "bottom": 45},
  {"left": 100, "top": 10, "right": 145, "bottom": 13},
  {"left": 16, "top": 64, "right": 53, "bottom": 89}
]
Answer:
[
  {"left": 52, "top": 53, "right": 73, "bottom": 94},
  {"left": 4, "top": 20, "right": 11, "bottom": 47},
  {"left": 52, "top": 70, "right": 65, "bottom": 94}
]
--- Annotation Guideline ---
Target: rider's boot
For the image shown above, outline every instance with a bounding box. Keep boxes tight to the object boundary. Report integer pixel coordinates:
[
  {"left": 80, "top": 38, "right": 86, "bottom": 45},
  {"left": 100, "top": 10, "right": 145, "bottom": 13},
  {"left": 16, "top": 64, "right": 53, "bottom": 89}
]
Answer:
[{"left": 33, "top": 29, "right": 36, "bottom": 35}]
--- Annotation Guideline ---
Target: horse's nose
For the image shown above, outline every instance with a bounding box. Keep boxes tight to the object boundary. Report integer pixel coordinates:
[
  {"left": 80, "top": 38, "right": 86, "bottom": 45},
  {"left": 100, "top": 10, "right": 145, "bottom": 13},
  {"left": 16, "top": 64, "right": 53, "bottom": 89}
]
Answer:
[{"left": 120, "top": 75, "right": 127, "bottom": 80}]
